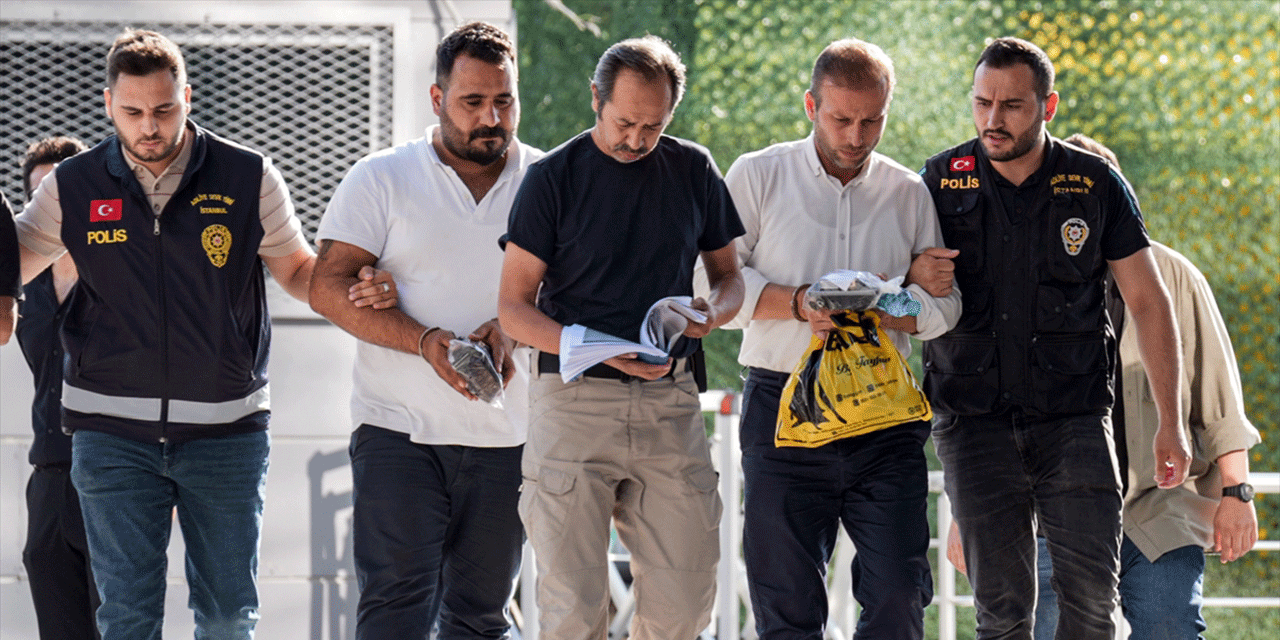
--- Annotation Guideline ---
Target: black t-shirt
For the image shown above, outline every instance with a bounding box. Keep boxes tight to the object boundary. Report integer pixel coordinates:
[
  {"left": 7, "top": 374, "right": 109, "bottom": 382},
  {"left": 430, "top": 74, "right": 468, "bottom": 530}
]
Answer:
[
  {"left": 1, "top": 190, "right": 21, "bottom": 299},
  {"left": 506, "top": 132, "right": 744, "bottom": 350},
  {"left": 988, "top": 138, "right": 1148, "bottom": 262}
]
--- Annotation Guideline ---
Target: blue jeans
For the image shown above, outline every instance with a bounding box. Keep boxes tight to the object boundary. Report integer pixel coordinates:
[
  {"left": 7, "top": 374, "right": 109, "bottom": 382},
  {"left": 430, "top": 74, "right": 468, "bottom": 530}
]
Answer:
[
  {"left": 350, "top": 425, "right": 524, "bottom": 639},
  {"left": 1033, "top": 536, "right": 1058, "bottom": 640},
  {"left": 71, "top": 429, "right": 269, "bottom": 640},
  {"left": 1034, "top": 535, "right": 1206, "bottom": 640},
  {"left": 741, "top": 369, "right": 933, "bottom": 639},
  {"left": 933, "top": 411, "right": 1122, "bottom": 640}
]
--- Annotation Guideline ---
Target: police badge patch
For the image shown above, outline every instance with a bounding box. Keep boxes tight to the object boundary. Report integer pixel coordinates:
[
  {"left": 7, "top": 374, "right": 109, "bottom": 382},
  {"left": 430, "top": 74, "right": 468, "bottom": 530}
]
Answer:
[
  {"left": 1061, "top": 217, "right": 1089, "bottom": 256},
  {"left": 202, "top": 224, "right": 232, "bottom": 267}
]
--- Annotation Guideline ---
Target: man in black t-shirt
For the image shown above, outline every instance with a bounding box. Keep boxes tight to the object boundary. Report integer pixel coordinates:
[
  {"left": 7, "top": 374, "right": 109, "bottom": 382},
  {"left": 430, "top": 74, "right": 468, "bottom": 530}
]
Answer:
[
  {"left": 499, "top": 35, "right": 744, "bottom": 638},
  {"left": 16, "top": 136, "right": 101, "bottom": 640}
]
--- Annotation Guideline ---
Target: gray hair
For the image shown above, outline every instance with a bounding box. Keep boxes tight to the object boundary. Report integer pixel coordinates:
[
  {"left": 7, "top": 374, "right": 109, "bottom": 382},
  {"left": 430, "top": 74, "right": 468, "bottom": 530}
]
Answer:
[{"left": 592, "top": 35, "right": 686, "bottom": 113}]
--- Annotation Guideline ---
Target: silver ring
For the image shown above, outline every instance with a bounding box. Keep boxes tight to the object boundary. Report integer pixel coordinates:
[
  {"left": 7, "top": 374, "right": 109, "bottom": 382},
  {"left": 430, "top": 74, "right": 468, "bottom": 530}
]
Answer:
[{"left": 381, "top": 282, "right": 390, "bottom": 293}]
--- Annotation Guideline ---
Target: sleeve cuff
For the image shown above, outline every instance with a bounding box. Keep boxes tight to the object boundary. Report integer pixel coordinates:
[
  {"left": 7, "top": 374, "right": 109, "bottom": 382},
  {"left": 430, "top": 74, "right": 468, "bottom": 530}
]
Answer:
[
  {"left": 1199, "top": 415, "right": 1262, "bottom": 462},
  {"left": 725, "top": 267, "right": 769, "bottom": 330},
  {"left": 905, "top": 282, "right": 960, "bottom": 341}
]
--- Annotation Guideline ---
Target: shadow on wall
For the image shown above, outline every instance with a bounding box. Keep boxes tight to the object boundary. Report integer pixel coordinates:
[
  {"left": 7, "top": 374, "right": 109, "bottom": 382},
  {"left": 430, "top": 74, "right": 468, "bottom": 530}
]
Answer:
[{"left": 309, "top": 449, "right": 357, "bottom": 640}]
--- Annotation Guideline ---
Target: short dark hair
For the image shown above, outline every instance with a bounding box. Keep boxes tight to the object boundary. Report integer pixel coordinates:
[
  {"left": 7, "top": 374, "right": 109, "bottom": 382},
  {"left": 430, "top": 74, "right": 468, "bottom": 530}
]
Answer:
[
  {"left": 975, "top": 37, "right": 1055, "bottom": 99},
  {"left": 106, "top": 29, "right": 186, "bottom": 88},
  {"left": 22, "top": 136, "right": 89, "bottom": 199},
  {"left": 1064, "top": 133, "right": 1121, "bottom": 172},
  {"left": 592, "top": 35, "right": 686, "bottom": 113},
  {"left": 436, "top": 22, "right": 516, "bottom": 89},
  {"left": 810, "top": 38, "right": 896, "bottom": 105}
]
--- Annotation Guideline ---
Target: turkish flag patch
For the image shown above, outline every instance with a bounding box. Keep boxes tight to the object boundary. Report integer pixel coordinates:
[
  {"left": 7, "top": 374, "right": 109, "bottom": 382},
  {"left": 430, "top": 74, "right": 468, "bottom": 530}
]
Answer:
[
  {"left": 950, "top": 156, "right": 975, "bottom": 172},
  {"left": 90, "top": 199, "right": 123, "bottom": 222}
]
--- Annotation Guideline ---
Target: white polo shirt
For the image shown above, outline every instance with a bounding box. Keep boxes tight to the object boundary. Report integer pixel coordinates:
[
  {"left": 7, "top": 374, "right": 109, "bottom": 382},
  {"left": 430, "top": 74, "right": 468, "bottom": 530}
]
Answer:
[
  {"left": 316, "top": 127, "right": 544, "bottom": 446},
  {"left": 720, "top": 135, "right": 962, "bottom": 372}
]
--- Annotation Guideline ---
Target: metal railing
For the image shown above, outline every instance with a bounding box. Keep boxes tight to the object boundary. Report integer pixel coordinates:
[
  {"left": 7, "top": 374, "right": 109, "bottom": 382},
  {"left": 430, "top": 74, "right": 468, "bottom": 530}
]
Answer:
[{"left": 516, "top": 389, "right": 1279, "bottom": 639}]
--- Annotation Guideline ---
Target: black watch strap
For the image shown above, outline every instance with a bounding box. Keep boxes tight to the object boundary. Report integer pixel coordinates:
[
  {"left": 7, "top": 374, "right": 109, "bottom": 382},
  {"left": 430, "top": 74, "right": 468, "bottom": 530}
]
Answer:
[{"left": 1222, "top": 483, "right": 1255, "bottom": 503}]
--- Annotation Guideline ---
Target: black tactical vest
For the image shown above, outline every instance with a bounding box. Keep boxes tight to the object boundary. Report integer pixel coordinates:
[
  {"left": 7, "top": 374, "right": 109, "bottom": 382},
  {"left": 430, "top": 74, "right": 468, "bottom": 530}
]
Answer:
[
  {"left": 55, "top": 124, "right": 270, "bottom": 443},
  {"left": 920, "top": 137, "right": 1142, "bottom": 417}
]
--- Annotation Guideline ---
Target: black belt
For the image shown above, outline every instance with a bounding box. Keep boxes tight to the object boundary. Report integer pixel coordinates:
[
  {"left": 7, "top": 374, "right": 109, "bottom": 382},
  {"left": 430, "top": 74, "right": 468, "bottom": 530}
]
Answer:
[{"left": 537, "top": 351, "right": 692, "bottom": 382}]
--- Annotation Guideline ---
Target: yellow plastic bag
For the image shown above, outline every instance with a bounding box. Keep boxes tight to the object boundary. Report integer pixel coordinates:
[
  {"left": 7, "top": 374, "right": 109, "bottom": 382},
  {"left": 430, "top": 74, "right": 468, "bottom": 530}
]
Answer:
[{"left": 775, "top": 312, "right": 932, "bottom": 448}]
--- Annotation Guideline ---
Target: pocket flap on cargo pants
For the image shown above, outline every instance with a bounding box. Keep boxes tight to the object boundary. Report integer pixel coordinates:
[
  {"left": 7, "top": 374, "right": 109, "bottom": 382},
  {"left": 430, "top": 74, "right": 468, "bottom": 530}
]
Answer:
[{"left": 538, "top": 467, "right": 576, "bottom": 495}]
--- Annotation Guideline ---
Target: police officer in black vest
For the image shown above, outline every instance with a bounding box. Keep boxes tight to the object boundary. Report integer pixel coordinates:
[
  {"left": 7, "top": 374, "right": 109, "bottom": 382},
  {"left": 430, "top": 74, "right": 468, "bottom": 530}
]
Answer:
[
  {"left": 12, "top": 30, "right": 341, "bottom": 640},
  {"left": 921, "top": 37, "right": 1191, "bottom": 640}
]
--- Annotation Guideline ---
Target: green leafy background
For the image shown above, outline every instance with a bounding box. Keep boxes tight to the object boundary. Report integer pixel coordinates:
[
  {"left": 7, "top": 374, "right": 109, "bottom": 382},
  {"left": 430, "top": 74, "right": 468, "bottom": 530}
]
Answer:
[{"left": 513, "top": 0, "right": 1278, "bottom": 635}]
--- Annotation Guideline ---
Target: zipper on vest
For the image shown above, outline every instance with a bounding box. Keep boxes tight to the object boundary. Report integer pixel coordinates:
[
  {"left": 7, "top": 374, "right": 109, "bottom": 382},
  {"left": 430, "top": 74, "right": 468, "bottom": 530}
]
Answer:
[{"left": 154, "top": 210, "right": 170, "bottom": 442}]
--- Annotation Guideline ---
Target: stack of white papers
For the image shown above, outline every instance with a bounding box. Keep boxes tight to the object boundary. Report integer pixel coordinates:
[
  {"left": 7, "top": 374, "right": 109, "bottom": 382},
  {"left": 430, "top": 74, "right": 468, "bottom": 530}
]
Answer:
[{"left": 558, "top": 296, "right": 707, "bottom": 383}]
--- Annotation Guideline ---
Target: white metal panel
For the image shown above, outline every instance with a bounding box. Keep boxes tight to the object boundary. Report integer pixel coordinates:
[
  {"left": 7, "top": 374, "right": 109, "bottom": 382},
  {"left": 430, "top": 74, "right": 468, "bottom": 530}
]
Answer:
[
  {"left": 0, "top": 347, "right": 35, "bottom": 436},
  {"left": 0, "top": 443, "right": 29, "bottom": 577}
]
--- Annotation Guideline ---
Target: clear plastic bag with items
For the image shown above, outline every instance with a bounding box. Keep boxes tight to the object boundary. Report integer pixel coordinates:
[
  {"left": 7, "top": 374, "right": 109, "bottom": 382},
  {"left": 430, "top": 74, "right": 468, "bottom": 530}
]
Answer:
[
  {"left": 804, "top": 270, "right": 921, "bottom": 317},
  {"left": 447, "top": 338, "right": 504, "bottom": 408}
]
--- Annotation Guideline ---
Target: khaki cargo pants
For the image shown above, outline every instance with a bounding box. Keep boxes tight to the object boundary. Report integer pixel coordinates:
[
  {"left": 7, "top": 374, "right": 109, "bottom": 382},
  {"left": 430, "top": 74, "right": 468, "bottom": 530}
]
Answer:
[{"left": 520, "top": 357, "right": 722, "bottom": 639}]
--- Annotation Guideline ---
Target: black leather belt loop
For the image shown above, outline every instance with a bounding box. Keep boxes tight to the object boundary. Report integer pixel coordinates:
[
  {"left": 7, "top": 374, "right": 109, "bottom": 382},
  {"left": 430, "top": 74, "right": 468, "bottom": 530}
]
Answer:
[{"left": 537, "top": 351, "right": 693, "bottom": 383}]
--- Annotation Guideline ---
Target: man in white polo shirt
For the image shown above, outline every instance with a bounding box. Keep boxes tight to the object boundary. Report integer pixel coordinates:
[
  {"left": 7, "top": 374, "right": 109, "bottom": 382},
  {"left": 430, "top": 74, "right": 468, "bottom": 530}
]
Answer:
[
  {"left": 712, "top": 38, "right": 961, "bottom": 639},
  {"left": 308, "top": 22, "right": 541, "bottom": 639}
]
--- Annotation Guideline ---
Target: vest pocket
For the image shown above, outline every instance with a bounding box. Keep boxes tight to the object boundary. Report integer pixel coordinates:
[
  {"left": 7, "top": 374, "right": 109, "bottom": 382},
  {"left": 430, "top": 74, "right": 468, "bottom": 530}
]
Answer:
[
  {"left": 923, "top": 335, "right": 999, "bottom": 415},
  {"left": 1035, "top": 283, "right": 1105, "bottom": 333},
  {"left": 1028, "top": 333, "right": 1113, "bottom": 414},
  {"left": 936, "top": 192, "right": 985, "bottom": 275},
  {"left": 953, "top": 283, "right": 992, "bottom": 333},
  {"left": 1044, "top": 195, "right": 1102, "bottom": 284}
]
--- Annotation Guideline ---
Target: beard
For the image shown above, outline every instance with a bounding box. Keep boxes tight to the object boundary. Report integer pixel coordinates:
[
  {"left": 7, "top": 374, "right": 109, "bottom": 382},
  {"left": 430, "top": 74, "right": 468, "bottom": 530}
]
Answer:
[
  {"left": 439, "top": 110, "right": 511, "bottom": 166},
  {"left": 814, "top": 131, "right": 873, "bottom": 178},
  {"left": 120, "top": 127, "right": 184, "bottom": 165},
  {"left": 822, "top": 141, "right": 870, "bottom": 172},
  {"left": 980, "top": 123, "right": 1041, "bottom": 162}
]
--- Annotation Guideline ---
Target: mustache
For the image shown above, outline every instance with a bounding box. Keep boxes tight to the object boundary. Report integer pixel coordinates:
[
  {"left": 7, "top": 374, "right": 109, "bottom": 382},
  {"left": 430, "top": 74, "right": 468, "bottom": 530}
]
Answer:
[
  {"left": 982, "top": 128, "right": 1012, "bottom": 139},
  {"left": 613, "top": 144, "right": 648, "bottom": 155},
  {"left": 469, "top": 126, "right": 508, "bottom": 141}
]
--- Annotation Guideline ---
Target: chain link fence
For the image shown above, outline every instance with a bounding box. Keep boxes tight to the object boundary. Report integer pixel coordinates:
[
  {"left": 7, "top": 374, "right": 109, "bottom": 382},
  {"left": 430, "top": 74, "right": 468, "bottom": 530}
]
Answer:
[{"left": 0, "top": 19, "right": 395, "bottom": 241}]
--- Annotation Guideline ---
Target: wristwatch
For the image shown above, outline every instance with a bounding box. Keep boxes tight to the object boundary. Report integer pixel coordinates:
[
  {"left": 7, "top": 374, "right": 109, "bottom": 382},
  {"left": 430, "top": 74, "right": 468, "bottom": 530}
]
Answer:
[{"left": 1222, "top": 483, "right": 1255, "bottom": 503}]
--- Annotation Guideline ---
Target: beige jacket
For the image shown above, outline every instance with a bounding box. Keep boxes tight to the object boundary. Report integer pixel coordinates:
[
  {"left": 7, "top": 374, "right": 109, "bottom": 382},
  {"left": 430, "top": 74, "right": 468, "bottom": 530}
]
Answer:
[{"left": 1120, "top": 242, "right": 1260, "bottom": 561}]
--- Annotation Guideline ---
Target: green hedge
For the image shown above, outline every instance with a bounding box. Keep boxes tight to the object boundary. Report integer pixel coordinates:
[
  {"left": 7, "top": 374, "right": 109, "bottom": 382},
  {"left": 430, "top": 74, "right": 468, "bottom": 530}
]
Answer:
[{"left": 513, "top": 1, "right": 1278, "bottom": 635}]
